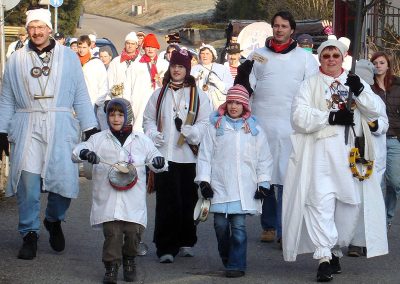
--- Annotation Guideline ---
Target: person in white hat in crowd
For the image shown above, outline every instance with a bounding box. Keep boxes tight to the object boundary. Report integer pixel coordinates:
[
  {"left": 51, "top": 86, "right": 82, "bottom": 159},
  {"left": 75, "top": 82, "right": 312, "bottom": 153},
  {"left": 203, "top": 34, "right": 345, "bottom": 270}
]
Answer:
[
  {"left": 89, "top": 33, "right": 100, "bottom": 57},
  {"left": 77, "top": 35, "right": 109, "bottom": 130},
  {"left": 124, "top": 33, "right": 169, "bottom": 132},
  {"left": 195, "top": 84, "right": 273, "bottom": 278},
  {"left": 6, "top": 27, "right": 29, "bottom": 59},
  {"left": 99, "top": 46, "right": 113, "bottom": 69},
  {"left": 282, "top": 38, "right": 388, "bottom": 282},
  {"left": 370, "top": 51, "right": 400, "bottom": 232},
  {"left": 224, "top": 43, "right": 242, "bottom": 79},
  {"left": 0, "top": 8, "right": 98, "bottom": 260},
  {"left": 346, "top": 59, "right": 388, "bottom": 257},
  {"left": 143, "top": 49, "right": 211, "bottom": 263},
  {"left": 72, "top": 98, "right": 167, "bottom": 283},
  {"left": 328, "top": 35, "right": 352, "bottom": 70},
  {"left": 238, "top": 11, "right": 318, "bottom": 247},
  {"left": 107, "top": 32, "right": 140, "bottom": 95},
  {"left": 69, "top": 37, "right": 78, "bottom": 53},
  {"left": 191, "top": 43, "right": 234, "bottom": 110}
]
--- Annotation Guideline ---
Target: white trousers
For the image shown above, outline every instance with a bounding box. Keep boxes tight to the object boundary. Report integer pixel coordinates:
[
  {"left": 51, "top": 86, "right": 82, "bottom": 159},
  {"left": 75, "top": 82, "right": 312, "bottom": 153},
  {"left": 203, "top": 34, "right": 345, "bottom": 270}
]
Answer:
[{"left": 304, "top": 192, "right": 360, "bottom": 259}]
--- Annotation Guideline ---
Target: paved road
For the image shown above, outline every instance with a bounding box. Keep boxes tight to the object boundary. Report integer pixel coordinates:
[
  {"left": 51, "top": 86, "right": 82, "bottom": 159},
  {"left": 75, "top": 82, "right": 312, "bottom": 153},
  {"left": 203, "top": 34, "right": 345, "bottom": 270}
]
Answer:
[{"left": 0, "top": 177, "right": 399, "bottom": 284}]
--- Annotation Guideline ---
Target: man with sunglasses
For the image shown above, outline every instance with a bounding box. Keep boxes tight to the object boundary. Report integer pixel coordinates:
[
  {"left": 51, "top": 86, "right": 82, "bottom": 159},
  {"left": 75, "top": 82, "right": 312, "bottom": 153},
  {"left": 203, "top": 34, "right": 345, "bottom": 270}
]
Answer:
[
  {"left": 282, "top": 39, "right": 388, "bottom": 282},
  {"left": 0, "top": 8, "right": 97, "bottom": 260},
  {"left": 241, "top": 11, "right": 319, "bottom": 248}
]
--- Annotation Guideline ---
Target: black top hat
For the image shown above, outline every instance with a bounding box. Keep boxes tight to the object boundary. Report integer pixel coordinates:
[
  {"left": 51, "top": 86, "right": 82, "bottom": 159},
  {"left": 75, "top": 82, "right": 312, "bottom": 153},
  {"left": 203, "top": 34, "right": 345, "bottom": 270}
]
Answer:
[{"left": 226, "top": 43, "right": 242, "bottom": 54}]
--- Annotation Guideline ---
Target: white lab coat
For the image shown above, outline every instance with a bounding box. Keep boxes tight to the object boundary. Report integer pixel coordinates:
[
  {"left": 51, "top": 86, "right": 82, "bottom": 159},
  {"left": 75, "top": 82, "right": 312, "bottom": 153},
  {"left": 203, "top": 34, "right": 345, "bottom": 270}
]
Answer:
[
  {"left": 282, "top": 71, "right": 388, "bottom": 261},
  {"left": 124, "top": 57, "right": 169, "bottom": 132},
  {"left": 248, "top": 46, "right": 319, "bottom": 185},
  {"left": 72, "top": 130, "right": 167, "bottom": 228},
  {"left": 107, "top": 55, "right": 138, "bottom": 91},
  {"left": 195, "top": 118, "right": 273, "bottom": 214}
]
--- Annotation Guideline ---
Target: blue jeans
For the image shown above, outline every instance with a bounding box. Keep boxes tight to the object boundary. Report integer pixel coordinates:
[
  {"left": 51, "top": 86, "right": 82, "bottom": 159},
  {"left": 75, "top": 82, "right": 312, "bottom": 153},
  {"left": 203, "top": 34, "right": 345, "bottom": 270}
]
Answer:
[
  {"left": 384, "top": 138, "right": 400, "bottom": 223},
  {"left": 16, "top": 171, "right": 71, "bottom": 236},
  {"left": 260, "top": 184, "right": 282, "bottom": 238},
  {"left": 214, "top": 213, "right": 247, "bottom": 271}
]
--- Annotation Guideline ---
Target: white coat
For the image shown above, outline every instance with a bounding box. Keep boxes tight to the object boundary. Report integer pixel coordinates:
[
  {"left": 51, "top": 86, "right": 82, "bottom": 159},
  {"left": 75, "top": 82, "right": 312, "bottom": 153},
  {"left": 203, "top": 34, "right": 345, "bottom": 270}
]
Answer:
[
  {"left": 191, "top": 63, "right": 234, "bottom": 110},
  {"left": 124, "top": 57, "right": 169, "bottom": 132},
  {"left": 195, "top": 118, "right": 273, "bottom": 214},
  {"left": 107, "top": 55, "right": 137, "bottom": 90},
  {"left": 249, "top": 46, "right": 319, "bottom": 185},
  {"left": 72, "top": 130, "right": 167, "bottom": 228},
  {"left": 282, "top": 71, "right": 388, "bottom": 261}
]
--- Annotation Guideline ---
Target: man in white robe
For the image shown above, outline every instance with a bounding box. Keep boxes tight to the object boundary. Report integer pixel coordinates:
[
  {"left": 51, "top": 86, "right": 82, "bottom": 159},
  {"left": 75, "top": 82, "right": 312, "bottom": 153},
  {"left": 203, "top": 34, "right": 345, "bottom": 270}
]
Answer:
[{"left": 0, "top": 9, "right": 98, "bottom": 260}]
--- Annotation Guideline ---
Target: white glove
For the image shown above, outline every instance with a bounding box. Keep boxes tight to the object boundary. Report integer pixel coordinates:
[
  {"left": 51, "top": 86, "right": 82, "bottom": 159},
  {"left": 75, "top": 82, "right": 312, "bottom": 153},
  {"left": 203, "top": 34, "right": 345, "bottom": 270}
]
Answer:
[
  {"left": 152, "top": 132, "right": 165, "bottom": 147},
  {"left": 208, "top": 73, "right": 226, "bottom": 92},
  {"left": 181, "top": 125, "right": 200, "bottom": 144}
]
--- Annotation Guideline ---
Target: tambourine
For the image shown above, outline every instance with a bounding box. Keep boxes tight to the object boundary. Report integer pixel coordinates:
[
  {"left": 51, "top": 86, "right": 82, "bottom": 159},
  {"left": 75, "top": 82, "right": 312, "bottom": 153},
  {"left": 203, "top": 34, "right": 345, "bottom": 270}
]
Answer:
[
  {"left": 108, "top": 162, "right": 138, "bottom": 191},
  {"left": 193, "top": 198, "right": 211, "bottom": 224}
]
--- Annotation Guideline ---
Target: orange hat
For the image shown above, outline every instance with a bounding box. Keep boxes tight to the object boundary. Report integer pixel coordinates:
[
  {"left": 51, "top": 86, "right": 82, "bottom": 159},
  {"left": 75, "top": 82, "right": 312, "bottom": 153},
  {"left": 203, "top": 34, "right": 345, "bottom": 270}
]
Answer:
[{"left": 143, "top": 33, "right": 160, "bottom": 49}]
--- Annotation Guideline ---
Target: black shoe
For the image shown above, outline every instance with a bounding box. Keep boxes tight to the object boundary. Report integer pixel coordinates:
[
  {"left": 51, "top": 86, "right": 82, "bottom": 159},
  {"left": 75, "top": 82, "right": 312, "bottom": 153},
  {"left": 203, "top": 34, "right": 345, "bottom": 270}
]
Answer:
[
  {"left": 43, "top": 219, "right": 65, "bottom": 252},
  {"left": 347, "top": 244, "right": 362, "bottom": 257},
  {"left": 123, "top": 256, "right": 136, "bottom": 282},
  {"left": 225, "top": 270, "right": 245, "bottom": 278},
  {"left": 18, "top": 231, "right": 38, "bottom": 260},
  {"left": 317, "top": 261, "right": 333, "bottom": 282},
  {"left": 103, "top": 262, "right": 119, "bottom": 284},
  {"left": 330, "top": 254, "right": 341, "bottom": 274}
]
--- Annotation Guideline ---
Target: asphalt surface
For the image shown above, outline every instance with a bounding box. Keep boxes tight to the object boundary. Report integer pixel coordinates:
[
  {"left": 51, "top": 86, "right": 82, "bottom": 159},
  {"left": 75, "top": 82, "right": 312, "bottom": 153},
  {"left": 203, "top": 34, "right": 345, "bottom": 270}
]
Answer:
[{"left": 0, "top": 177, "right": 399, "bottom": 284}]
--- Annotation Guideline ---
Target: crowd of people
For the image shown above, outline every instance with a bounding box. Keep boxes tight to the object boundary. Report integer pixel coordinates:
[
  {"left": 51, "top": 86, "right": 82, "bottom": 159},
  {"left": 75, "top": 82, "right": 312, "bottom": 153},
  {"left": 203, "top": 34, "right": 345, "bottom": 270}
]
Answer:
[{"left": 0, "top": 7, "right": 398, "bottom": 284}]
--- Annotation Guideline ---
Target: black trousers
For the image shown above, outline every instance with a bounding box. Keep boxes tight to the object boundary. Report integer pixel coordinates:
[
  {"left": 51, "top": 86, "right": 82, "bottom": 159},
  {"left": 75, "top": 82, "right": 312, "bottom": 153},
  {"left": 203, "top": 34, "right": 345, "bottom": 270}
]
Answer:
[{"left": 153, "top": 162, "right": 198, "bottom": 257}]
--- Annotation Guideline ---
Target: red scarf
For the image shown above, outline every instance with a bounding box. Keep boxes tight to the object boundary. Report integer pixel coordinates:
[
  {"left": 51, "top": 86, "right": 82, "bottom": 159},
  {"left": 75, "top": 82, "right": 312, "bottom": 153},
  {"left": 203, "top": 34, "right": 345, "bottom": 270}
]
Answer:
[
  {"left": 79, "top": 52, "right": 91, "bottom": 66},
  {"left": 269, "top": 39, "right": 292, "bottom": 53},
  {"left": 120, "top": 49, "right": 139, "bottom": 63},
  {"left": 139, "top": 54, "right": 158, "bottom": 89}
]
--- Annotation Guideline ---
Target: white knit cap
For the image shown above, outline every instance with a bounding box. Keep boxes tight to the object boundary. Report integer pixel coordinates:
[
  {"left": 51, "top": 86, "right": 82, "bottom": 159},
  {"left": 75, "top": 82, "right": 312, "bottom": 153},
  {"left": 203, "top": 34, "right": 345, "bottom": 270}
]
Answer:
[
  {"left": 199, "top": 43, "right": 218, "bottom": 60},
  {"left": 317, "top": 39, "right": 348, "bottom": 59},
  {"left": 125, "top": 32, "right": 138, "bottom": 43},
  {"left": 88, "top": 34, "right": 97, "bottom": 43},
  {"left": 26, "top": 8, "right": 52, "bottom": 30},
  {"left": 338, "top": 37, "right": 351, "bottom": 51}
]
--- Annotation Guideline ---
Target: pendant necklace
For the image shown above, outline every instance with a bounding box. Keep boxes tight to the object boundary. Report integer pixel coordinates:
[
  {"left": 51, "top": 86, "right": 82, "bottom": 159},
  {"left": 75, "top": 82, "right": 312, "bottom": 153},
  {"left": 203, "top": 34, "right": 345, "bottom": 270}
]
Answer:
[
  {"left": 29, "top": 51, "right": 54, "bottom": 99},
  {"left": 170, "top": 87, "right": 187, "bottom": 132}
]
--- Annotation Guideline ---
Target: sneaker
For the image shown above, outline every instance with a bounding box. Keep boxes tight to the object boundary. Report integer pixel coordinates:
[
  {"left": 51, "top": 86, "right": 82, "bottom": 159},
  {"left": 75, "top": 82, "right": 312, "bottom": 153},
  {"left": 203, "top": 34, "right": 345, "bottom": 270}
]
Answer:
[
  {"left": 225, "top": 270, "right": 245, "bottom": 278},
  {"left": 317, "top": 261, "right": 333, "bottom": 282},
  {"left": 347, "top": 244, "right": 362, "bottom": 257},
  {"left": 159, "top": 254, "right": 174, "bottom": 263},
  {"left": 137, "top": 241, "right": 148, "bottom": 256},
  {"left": 330, "top": 254, "right": 341, "bottom": 274},
  {"left": 43, "top": 219, "right": 65, "bottom": 252},
  {"left": 179, "top": 246, "right": 194, "bottom": 257},
  {"left": 18, "top": 231, "right": 38, "bottom": 260},
  {"left": 260, "top": 229, "right": 275, "bottom": 242}
]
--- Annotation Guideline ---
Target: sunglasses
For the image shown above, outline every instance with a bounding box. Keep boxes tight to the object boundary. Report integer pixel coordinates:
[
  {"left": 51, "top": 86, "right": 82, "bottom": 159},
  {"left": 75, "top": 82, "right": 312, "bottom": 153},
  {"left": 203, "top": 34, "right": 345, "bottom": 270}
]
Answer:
[{"left": 322, "top": 53, "right": 341, "bottom": 59}]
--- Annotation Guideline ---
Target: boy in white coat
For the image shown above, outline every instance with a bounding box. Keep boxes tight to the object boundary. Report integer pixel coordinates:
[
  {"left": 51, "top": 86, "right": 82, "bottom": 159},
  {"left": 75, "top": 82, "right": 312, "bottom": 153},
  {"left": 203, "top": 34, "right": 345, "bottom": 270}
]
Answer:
[
  {"left": 195, "top": 84, "right": 273, "bottom": 278},
  {"left": 72, "top": 98, "right": 167, "bottom": 283}
]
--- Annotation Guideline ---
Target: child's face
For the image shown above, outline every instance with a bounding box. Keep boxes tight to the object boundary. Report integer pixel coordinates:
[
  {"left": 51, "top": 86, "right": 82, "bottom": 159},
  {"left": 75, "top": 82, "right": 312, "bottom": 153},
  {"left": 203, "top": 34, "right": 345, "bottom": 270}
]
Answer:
[
  {"left": 108, "top": 111, "right": 125, "bottom": 131},
  {"left": 227, "top": 101, "right": 244, "bottom": 119}
]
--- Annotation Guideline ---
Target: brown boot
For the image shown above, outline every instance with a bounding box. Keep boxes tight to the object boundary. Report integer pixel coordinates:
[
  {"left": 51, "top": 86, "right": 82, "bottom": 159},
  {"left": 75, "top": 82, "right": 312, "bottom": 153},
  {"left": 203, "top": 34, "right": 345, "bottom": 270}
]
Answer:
[
  {"left": 260, "top": 229, "right": 275, "bottom": 242},
  {"left": 103, "top": 261, "right": 119, "bottom": 284},
  {"left": 123, "top": 256, "right": 136, "bottom": 282}
]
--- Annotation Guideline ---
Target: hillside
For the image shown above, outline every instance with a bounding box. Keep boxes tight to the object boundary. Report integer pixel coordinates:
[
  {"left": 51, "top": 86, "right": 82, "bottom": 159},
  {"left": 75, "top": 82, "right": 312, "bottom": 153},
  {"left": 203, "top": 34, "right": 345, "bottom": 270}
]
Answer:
[{"left": 82, "top": 0, "right": 216, "bottom": 31}]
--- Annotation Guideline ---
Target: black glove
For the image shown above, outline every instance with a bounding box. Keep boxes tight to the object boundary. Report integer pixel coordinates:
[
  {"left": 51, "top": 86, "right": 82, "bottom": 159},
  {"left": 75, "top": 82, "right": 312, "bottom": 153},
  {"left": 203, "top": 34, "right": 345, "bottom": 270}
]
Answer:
[
  {"left": 0, "top": 133, "right": 9, "bottom": 157},
  {"left": 328, "top": 108, "right": 354, "bottom": 125},
  {"left": 79, "top": 149, "right": 100, "bottom": 164},
  {"left": 368, "top": 120, "right": 379, "bottom": 132},
  {"left": 152, "top": 156, "right": 165, "bottom": 169},
  {"left": 103, "top": 100, "right": 110, "bottom": 113},
  {"left": 83, "top": 128, "right": 100, "bottom": 141},
  {"left": 200, "top": 181, "right": 213, "bottom": 199},
  {"left": 234, "top": 60, "right": 254, "bottom": 95},
  {"left": 254, "top": 186, "right": 270, "bottom": 200},
  {"left": 345, "top": 73, "right": 364, "bottom": 97}
]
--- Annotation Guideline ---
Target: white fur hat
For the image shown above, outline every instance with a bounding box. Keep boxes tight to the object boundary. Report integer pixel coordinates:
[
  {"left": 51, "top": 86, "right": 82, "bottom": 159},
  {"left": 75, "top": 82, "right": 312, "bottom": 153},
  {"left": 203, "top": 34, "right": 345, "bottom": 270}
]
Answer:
[
  {"left": 317, "top": 39, "right": 348, "bottom": 59},
  {"left": 26, "top": 8, "right": 52, "bottom": 30},
  {"left": 338, "top": 37, "right": 351, "bottom": 51},
  {"left": 199, "top": 43, "right": 218, "bottom": 60},
  {"left": 125, "top": 32, "right": 138, "bottom": 43}
]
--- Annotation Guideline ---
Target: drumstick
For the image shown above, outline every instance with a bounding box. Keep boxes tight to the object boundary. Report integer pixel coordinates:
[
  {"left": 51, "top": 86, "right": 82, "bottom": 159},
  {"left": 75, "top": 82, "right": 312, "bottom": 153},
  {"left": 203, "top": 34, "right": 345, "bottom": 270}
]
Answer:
[{"left": 177, "top": 111, "right": 195, "bottom": 146}]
